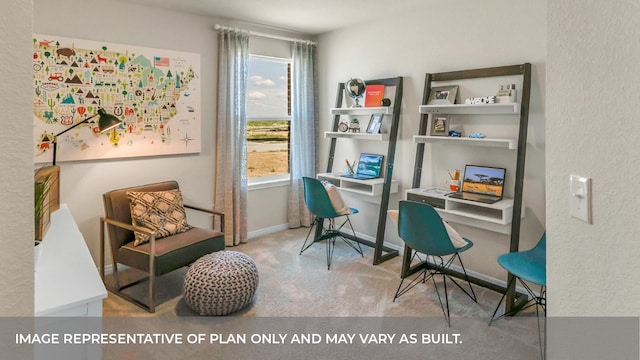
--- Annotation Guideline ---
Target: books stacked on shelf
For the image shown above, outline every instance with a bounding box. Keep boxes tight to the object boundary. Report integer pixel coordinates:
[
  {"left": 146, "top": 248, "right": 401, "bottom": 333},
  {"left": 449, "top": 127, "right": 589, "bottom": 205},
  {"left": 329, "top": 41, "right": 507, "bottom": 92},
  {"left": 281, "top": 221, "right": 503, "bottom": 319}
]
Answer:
[{"left": 364, "top": 84, "right": 385, "bottom": 107}]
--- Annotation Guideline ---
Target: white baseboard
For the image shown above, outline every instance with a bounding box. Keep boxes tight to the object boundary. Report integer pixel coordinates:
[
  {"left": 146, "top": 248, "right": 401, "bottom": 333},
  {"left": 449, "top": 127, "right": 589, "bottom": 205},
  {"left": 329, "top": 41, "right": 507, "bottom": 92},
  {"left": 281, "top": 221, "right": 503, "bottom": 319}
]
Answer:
[{"left": 248, "top": 223, "right": 290, "bottom": 239}]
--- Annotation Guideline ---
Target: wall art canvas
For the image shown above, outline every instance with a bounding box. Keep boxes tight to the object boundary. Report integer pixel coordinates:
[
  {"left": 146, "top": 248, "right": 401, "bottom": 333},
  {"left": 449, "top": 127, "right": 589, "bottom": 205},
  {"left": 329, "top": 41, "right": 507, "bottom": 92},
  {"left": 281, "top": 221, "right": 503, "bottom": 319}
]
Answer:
[{"left": 33, "top": 34, "right": 201, "bottom": 163}]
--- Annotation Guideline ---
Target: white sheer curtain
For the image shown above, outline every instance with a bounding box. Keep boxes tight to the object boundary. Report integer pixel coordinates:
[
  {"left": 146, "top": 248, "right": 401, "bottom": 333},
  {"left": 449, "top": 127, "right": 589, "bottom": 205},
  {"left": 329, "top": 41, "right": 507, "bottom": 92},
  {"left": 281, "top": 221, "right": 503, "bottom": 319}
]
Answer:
[
  {"left": 215, "top": 29, "right": 249, "bottom": 246},
  {"left": 288, "top": 41, "right": 318, "bottom": 228}
]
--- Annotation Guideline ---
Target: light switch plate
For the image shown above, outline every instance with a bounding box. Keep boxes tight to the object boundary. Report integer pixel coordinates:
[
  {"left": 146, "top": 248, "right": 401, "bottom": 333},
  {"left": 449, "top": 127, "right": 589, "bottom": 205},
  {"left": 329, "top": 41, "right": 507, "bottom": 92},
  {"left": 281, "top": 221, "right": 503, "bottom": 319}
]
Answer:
[{"left": 570, "top": 174, "right": 592, "bottom": 223}]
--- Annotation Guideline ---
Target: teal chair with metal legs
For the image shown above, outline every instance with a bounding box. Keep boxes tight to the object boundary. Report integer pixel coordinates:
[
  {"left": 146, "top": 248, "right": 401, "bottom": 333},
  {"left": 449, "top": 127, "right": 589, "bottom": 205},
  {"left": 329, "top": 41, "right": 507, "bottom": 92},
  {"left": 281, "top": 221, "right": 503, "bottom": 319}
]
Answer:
[
  {"left": 299, "top": 177, "right": 363, "bottom": 269},
  {"left": 489, "top": 232, "right": 546, "bottom": 359},
  {"left": 392, "top": 200, "right": 477, "bottom": 326}
]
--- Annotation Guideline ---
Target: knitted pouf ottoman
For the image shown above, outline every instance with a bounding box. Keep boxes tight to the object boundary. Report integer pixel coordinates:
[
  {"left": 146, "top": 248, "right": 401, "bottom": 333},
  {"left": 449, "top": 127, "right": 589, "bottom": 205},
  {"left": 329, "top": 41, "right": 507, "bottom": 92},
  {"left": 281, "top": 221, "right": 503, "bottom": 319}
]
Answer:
[{"left": 183, "top": 251, "right": 259, "bottom": 316}]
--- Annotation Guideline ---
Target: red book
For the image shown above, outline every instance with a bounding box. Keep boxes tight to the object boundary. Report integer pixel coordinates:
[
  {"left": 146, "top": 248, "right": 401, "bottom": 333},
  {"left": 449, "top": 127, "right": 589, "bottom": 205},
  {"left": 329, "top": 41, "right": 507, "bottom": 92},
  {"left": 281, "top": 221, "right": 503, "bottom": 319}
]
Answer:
[{"left": 364, "top": 85, "right": 385, "bottom": 107}]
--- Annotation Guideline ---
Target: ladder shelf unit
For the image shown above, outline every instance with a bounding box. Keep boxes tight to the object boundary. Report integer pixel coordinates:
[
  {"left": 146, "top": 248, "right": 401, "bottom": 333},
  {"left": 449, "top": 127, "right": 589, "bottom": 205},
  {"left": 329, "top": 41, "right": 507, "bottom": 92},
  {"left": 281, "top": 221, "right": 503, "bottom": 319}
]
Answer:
[
  {"left": 405, "top": 64, "right": 531, "bottom": 313},
  {"left": 324, "top": 76, "right": 403, "bottom": 265}
]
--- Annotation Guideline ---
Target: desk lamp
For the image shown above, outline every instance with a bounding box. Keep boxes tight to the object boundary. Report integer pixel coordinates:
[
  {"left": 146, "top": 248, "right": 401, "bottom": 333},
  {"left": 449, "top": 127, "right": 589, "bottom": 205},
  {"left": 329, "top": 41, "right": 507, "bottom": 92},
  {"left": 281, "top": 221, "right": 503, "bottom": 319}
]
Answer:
[{"left": 51, "top": 108, "right": 122, "bottom": 165}]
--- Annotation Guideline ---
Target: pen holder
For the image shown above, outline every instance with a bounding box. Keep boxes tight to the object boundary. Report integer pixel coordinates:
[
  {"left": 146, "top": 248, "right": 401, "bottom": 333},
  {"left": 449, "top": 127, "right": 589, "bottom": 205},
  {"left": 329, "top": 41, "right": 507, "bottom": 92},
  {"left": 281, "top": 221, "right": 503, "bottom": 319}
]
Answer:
[
  {"left": 345, "top": 166, "right": 354, "bottom": 175},
  {"left": 449, "top": 180, "right": 460, "bottom": 192}
]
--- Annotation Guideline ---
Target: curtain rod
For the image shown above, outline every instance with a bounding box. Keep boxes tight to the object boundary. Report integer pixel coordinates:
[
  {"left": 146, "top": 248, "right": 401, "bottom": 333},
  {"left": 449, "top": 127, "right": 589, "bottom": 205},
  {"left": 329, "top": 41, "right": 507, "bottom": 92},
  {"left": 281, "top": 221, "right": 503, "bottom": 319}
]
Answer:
[{"left": 214, "top": 24, "right": 316, "bottom": 45}]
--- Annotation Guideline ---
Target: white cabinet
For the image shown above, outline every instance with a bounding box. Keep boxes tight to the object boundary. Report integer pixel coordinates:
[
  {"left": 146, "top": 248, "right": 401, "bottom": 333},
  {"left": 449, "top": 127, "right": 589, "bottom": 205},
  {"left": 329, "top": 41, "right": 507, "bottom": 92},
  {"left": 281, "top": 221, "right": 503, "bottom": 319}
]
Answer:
[
  {"left": 35, "top": 204, "right": 107, "bottom": 316},
  {"left": 34, "top": 204, "right": 107, "bottom": 316},
  {"left": 34, "top": 204, "right": 107, "bottom": 359}
]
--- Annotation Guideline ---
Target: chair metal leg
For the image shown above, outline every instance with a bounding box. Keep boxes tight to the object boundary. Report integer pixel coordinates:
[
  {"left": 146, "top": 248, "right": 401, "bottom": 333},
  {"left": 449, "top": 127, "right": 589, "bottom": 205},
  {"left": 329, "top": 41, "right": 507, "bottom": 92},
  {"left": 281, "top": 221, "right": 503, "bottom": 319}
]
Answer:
[
  {"left": 299, "top": 218, "right": 318, "bottom": 255},
  {"left": 300, "top": 215, "right": 363, "bottom": 269},
  {"left": 148, "top": 270, "right": 155, "bottom": 313},
  {"left": 325, "top": 221, "right": 336, "bottom": 270},
  {"left": 112, "top": 264, "right": 121, "bottom": 291},
  {"left": 394, "top": 252, "right": 475, "bottom": 326},
  {"left": 393, "top": 251, "right": 435, "bottom": 301},
  {"left": 449, "top": 253, "right": 477, "bottom": 303},
  {"left": 342, "top": 215, "right": 364, "bottom": 256},
  {"left": 489, "top": 275, "right": 515, "bottom": 325},
  {"left": 536, "top": 287, "right": 545, "bottom": 360},
  {"left": 430, "top": 267, "right": 451, "bottom": 327},
  {"left": 489, "top": 277, "right": 546, "bottom": 360}
]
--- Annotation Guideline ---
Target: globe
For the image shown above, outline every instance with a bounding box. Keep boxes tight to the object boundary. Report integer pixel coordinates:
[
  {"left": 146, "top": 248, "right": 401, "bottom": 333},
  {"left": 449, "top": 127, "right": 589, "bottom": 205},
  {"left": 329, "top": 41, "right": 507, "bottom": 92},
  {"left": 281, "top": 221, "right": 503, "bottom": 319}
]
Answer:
[{"left": 345, "top": 78, "right": 366, "bottom": 107}]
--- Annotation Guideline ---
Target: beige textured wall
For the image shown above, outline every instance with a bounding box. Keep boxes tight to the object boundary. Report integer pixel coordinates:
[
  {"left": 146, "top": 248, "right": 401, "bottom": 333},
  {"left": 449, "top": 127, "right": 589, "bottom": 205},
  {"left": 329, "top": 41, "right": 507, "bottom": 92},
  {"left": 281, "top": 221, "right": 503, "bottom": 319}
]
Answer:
[
  {"left": 317, "top": 0, "right": 547, "bottom": 281},
  {"left": 0, "top": 0, "right": 35, "bottom": 315},
  {"left": 33, "top": 0, "right": 308, "bottom": 266},
  {"left": 546, "top": 0, "right": 640, "bottom": 316}
]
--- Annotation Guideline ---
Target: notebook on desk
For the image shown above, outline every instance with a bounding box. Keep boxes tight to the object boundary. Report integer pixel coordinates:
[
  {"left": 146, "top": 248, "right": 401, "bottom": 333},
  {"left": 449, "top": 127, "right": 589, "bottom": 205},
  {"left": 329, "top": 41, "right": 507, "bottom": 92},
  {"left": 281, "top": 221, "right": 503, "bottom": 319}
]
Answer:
[
  {"left": 341, "top": 153, "right": 384, "bottom": 180},
  {"left": 448, "top": 165, "right": 506, "bottom": 204}
]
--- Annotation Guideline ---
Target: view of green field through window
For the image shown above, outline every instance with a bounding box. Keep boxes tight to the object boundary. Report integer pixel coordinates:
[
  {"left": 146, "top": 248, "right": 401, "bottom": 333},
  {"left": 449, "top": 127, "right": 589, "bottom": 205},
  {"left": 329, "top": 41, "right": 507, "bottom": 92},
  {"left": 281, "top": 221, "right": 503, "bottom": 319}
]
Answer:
[
  {"left": 247, "top": 120, "right": 289, "bottom": 178},
  {"left": 247, "top": 56, "right": 290, "bottom": 178}
]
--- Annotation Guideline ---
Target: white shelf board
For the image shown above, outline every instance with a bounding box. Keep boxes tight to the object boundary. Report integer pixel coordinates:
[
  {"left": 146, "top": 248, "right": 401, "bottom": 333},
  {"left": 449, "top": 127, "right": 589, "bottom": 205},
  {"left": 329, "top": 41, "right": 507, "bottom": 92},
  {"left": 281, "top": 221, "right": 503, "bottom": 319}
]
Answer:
[
  {"left": 318, "top": 173, "right": 398, "bottom": 196},
  {"left": 325, "top": 131, "right": 390, "bottom": 141},
  {"left": 413, "top": 135, "right": 517, "bottom": 149},
  {"left": 405, "top": 188, "right": 517, "bottom": 234},
  {"left": 330, "top": 106, "right": 393, "bottom": 115},
  {"left": 419, "top": 103, "right": 519, "bottom": 115},
  {"left": 436, "top": 210, "right": 512, "bottom": 235}
]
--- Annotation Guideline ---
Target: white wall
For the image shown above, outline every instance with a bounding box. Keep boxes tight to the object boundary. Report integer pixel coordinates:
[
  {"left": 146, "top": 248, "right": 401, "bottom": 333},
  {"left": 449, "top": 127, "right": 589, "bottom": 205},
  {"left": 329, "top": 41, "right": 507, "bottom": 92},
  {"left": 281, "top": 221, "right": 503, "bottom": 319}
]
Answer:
[
  {"left": 33, "top": 0, "right": 219, "bottom": 263},
  {"left": 0, "top": 0, "right": 34, "bottom": 316},
  {"left": 547, "top": 0, "right": 640, "bottom": 316},
  {"left": 317, "top": 0, "right": 547, "bottom": 280},
  {"left": 32, "top": 0, "right": 302, "bottom": 266},
  {"left": 10, "top": 0, "right": 637, "bottom": 320}
]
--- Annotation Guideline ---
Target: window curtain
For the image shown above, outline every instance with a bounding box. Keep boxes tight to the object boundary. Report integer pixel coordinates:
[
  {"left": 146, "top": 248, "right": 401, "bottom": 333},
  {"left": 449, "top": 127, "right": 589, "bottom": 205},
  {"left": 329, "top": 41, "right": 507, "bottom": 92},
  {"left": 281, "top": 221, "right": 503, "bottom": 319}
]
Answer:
[
  {"left": 214, "top": 29, "right": 249, "bottom": 246},
  {"left": 288, "top": 41, "right": 318, "bottom": 228}
]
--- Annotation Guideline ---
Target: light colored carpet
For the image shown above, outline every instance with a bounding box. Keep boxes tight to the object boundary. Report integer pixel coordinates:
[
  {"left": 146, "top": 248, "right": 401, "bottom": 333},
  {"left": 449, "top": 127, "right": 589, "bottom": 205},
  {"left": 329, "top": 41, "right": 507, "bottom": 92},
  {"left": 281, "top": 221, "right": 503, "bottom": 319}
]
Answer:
[
  {"left": 102, "top": 227, "right": 544, "bottom": 359},
  {"left": 104, "top": 227, "right": 504, "bottom": 317}
]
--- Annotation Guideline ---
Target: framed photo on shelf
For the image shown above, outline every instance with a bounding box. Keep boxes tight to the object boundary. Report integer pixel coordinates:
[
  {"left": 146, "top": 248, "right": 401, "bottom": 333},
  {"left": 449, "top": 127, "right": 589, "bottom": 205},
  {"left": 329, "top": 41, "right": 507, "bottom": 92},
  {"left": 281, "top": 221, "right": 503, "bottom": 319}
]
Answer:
[
  {"left": 430, "top": 114, "right": 450, "bottom": 136},
  {"left": 428, "top": 85, "right": 458, "bottom": 105},
  {"left": 366, "top": 113, "right": 384, "bottom": 134}
]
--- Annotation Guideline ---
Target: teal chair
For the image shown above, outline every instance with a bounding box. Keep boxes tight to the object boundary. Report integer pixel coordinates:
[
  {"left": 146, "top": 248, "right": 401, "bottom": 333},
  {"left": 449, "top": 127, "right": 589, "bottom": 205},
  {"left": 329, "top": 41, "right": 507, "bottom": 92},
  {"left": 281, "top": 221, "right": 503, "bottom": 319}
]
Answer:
[
  {"left": 299, "top": 177, "right": 363, "bottom": 269},
  {"left": 489, "top": 232, "right": 546, "bottom": 359},
  {"left": 393, "top": 200, "right": 477, "bottom": 326}
]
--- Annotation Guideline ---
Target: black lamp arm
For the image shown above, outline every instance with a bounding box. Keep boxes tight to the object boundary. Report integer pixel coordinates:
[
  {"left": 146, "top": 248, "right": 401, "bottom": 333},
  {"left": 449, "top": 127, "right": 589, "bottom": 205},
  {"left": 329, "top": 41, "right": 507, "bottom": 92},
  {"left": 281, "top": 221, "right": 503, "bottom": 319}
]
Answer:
[
  {"left": 51, "top": 112, "right": 99, "bottom": 166},
  {"left": 54, "top": 112, "right": 99, "bottom": 138}
]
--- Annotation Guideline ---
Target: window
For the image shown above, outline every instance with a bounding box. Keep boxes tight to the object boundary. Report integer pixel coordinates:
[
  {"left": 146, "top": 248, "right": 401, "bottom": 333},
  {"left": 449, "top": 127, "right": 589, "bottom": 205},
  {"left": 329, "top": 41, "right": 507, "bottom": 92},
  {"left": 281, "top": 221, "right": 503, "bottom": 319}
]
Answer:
[{"left": 246, "top": 55, "right": 291, "bottom": 180}]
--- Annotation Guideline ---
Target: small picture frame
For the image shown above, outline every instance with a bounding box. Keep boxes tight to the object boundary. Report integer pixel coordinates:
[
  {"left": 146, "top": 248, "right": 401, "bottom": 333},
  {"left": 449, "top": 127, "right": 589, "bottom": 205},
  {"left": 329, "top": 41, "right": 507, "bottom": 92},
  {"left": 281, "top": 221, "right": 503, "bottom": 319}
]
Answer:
[
  {"left": 428, "top": 85, "right": 459, "bottom": 105},
  {"left": 430, "top": 114, "right": 450, "bottom": 136},
  {"left": 366, "top": 113, "right": 383, "bottom": 134}
]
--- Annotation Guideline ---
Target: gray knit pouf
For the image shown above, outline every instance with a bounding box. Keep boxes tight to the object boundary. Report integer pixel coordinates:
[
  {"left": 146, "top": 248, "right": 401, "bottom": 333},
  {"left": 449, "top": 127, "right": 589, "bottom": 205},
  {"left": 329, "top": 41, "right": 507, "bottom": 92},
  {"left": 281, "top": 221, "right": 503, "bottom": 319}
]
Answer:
[{"left": 183, "top": 251, "right": 259, "bottom": 316}]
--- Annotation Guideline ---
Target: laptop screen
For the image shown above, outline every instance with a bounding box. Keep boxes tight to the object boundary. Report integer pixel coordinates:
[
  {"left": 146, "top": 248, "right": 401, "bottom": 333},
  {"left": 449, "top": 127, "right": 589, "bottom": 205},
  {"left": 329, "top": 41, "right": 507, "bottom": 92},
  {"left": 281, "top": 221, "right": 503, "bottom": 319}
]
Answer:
[
  {"left": 356, "top": 153, "right": 384, "bottom": 178},
  {"left": 461, "top": 165, "right": 506, "bottom": 198}
]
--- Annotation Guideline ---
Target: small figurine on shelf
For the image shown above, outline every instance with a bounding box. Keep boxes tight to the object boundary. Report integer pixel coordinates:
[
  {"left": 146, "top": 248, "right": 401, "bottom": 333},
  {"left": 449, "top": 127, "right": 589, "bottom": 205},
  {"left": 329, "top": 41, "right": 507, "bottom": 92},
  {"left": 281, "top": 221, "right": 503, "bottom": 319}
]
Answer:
[
  {"left": 349, "top": 118, "right": 360, "bottom": 133},
  {"left": 496, "top": 83, "right": 517, "bottom": 103}
]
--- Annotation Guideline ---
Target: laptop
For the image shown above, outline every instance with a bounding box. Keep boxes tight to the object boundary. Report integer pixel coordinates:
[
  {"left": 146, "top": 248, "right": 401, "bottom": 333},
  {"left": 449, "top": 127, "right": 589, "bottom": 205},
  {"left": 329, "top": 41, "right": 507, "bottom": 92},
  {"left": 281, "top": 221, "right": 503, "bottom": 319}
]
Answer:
[
  {"left": 448, "top": 165, "right": 506, "bottom": 204},
  {"left": 341, "top": 153, "right": 384, "bottom": 180}
]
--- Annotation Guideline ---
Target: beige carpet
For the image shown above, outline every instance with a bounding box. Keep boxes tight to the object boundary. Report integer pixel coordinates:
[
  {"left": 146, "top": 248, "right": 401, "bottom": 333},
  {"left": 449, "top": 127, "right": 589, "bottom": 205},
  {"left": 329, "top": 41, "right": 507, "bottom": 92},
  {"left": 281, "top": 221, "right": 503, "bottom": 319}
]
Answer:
[
  {"left": 102, "top": 227, "right": 544, "bottom": 359},
  {"left": 104, "top": 227, "right": 507, "bottom": 317}
]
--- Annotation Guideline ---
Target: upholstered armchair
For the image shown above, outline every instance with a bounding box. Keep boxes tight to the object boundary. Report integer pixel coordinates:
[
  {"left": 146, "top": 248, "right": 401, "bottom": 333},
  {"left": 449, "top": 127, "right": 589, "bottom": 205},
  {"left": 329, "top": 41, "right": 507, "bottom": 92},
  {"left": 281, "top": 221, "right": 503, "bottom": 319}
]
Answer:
[{"left": 100, "top": 181, "right": 225, "bottom": 313}]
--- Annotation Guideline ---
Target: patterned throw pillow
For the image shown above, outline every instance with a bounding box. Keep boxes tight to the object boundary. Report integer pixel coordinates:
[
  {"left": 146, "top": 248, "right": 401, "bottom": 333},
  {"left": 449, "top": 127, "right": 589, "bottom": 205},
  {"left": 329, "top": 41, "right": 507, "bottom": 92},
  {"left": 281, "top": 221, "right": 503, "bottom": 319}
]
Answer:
[{"left": 126, "top": 189, "right": 192, "bottom": 246}]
